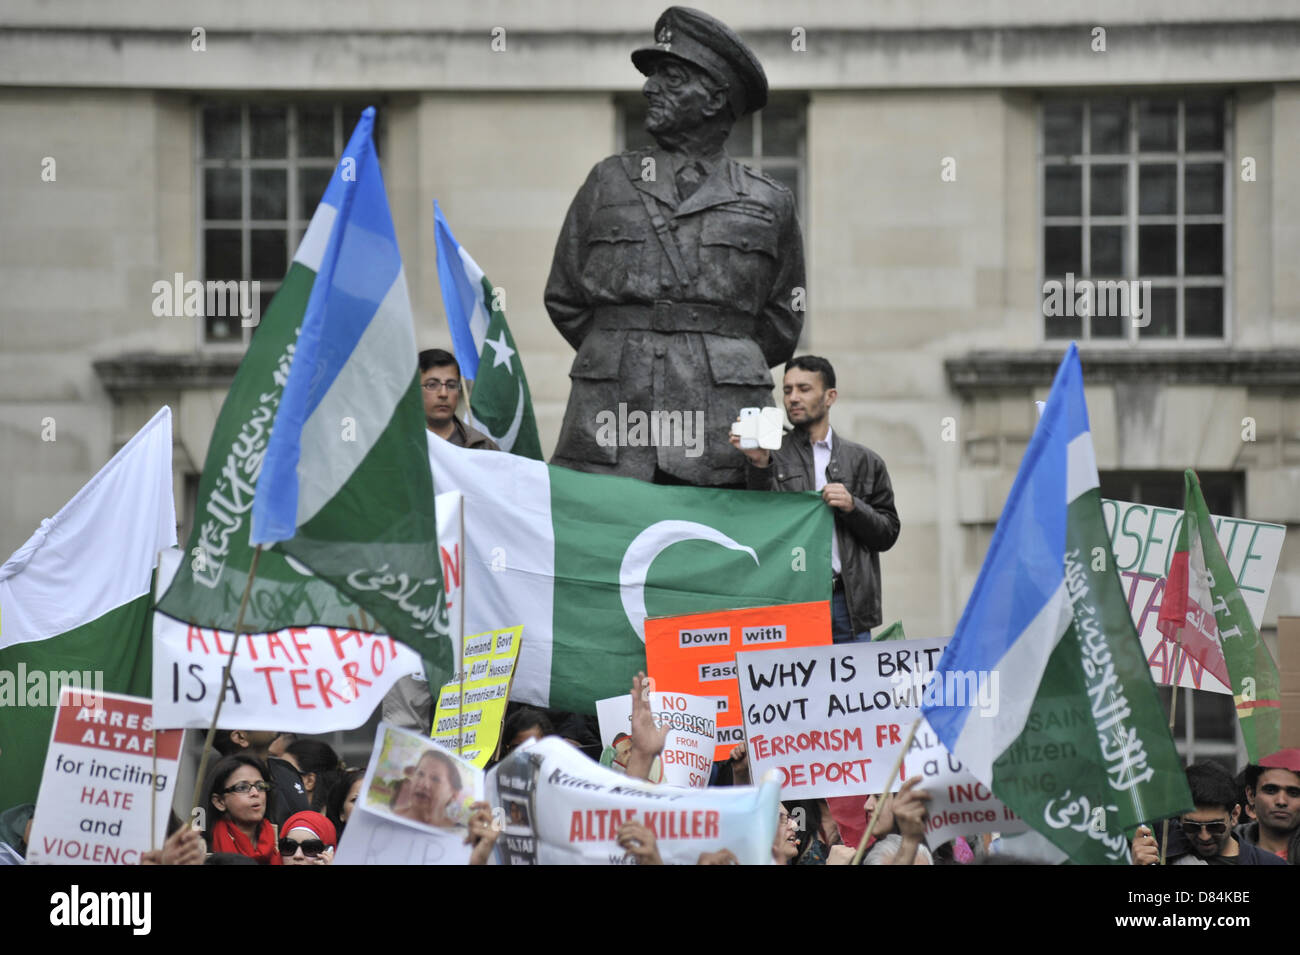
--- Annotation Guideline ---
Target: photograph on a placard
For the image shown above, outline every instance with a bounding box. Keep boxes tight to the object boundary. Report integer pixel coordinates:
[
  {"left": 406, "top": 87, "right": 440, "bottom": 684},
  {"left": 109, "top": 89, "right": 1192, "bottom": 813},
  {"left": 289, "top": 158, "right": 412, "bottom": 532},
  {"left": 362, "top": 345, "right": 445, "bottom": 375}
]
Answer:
[{"left": 359, "top": 723, "right": 483, "bottom": 835}]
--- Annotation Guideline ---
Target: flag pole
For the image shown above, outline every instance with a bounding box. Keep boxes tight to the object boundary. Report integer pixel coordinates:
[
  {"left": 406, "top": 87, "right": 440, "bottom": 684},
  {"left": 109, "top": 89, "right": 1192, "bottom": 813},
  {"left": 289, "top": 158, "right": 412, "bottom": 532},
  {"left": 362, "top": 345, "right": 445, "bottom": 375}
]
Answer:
[
  {"left": 189, "top": 544, "right": 263, "bottom": 817},
  {"left": 1158, "top": 639, "right": 1187, "bottom": 866},
  {"left": 456, "top": 493, "right": 467, "bottom": 756},
  {"left": 851, "top": 716, "right": 921, "bottom": 865}
]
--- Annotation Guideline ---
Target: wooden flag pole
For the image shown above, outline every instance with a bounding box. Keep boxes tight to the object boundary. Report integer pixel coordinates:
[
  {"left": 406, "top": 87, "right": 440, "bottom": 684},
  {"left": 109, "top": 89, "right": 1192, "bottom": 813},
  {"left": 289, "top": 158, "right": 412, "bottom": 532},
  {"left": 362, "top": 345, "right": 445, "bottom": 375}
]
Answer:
[
  {"left": 150, "top": 728, "right": 158, "bottom": 854},
  {"left": 1158, "top": 638, "right": 1187, "bottom": 866},
  {"left": 851, "top": 716, "right": 922, "bottom": 865},
  {"left": 189, "top": 544, "right": 263, "bottom": 817},
  {"left": 456, "top": 493, "right": 468, "bottom": 756}
]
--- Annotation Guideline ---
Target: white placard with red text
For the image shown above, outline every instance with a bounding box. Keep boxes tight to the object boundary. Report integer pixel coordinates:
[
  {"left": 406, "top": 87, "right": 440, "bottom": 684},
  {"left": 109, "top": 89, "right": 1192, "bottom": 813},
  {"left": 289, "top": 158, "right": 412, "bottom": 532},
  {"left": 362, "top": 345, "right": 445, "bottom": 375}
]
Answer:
[{"left": 27, "top": 688, "right": 182, "bottom": 865}]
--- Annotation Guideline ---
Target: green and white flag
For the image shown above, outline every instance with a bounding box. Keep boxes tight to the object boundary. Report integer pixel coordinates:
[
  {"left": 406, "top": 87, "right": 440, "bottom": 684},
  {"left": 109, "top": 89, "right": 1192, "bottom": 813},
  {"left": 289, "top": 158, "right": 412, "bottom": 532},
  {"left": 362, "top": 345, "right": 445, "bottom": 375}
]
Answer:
[
  {"left": 1159, "top": 469, "right": 1282, "bottom": 762},
  {"left": 158, "top": 112, "right": 415, "bottom": 654},
  {"left": 434, "top": 200, "right": 543, "bottom": 459},
  {"left": 0, "top": 407, "right": 176, "bottom": 809},
  {"left": 924, "top": 345, "right": 1190, "bottom": 864},
  {"left": 428, "top": 438, "right": 832, "bottom": 713}
]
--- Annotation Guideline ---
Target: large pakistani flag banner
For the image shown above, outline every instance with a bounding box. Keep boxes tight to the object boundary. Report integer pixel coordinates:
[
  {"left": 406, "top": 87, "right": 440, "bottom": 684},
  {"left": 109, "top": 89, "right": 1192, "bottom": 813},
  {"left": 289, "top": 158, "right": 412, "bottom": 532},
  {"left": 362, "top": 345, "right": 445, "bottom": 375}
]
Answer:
[
  {"left": 924, "top": 344, "right": 1191, "bottom": 864},
  {"left": 427, "top": 438, "right": 832, "bottom": 713},
  {"left": 0, "top": 407, "right": 176, "bottom": 809},
  {"left": 251, "top": 107, "right": 452, "bottom": 687},
  {"left": 159, "top": 110, "right": 450, "bottom": 686},
  {"left": 1160, "top": 469, "right": 1282, "bottom": 762}
]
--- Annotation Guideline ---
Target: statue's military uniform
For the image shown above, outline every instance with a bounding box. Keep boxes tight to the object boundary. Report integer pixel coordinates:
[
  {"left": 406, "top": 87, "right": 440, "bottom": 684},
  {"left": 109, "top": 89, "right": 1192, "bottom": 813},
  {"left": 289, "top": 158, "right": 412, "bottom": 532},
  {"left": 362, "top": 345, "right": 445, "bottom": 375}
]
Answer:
[
  {"left": 546, "top": 149, "right": 804, "bottom": 485},
  {"left": 545, "top": 8, "right": 805, "bottom": 486}
]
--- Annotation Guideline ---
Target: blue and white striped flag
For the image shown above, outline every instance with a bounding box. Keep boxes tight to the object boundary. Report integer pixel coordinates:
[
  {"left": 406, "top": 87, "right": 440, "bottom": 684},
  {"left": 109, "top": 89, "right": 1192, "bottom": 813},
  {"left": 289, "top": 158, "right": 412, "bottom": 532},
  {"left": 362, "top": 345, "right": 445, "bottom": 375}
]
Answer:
[
  {"left": 922, "top": 343, "right": 1189, "bottom": 864},
  {"left": 251, "top": 107, "right": 452, "bottom": 679}
]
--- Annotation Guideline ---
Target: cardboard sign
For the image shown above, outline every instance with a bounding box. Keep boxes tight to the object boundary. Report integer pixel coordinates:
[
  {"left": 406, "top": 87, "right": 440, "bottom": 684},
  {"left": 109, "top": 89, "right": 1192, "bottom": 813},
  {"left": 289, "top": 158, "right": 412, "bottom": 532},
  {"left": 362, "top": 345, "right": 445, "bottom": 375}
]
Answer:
[
  {"left": 645, "top": 601, "right": 832, "bottom": 760},
  {"left": 430, "top": 625, "right": 521, "bottom": 767},
  {"left": 736, "top": 639, "right": 951, "bottom": 798},
  {"left": 595, "top": 691, "right": 717, "bottom": 788},
  {"left": 487, "top": 736, "right": 781, "bottom": 865},
  {"left": 1101, "top": 498, "right": 1285, "bottom": 693},
  {"left": 738, "top": 639, "right": 1024, "bottom": 842},
  {"left": 335, "top": 723, "right": 485, "bottom": 866},
  {"left": 153, "top": 618, "right": 420, "bottom": 733},
  {"left": 27, "top": 689, "right": 182, "bottom": 865},
  {"left": 912, "top": 718, "right": 1027, "bottom": 845}
]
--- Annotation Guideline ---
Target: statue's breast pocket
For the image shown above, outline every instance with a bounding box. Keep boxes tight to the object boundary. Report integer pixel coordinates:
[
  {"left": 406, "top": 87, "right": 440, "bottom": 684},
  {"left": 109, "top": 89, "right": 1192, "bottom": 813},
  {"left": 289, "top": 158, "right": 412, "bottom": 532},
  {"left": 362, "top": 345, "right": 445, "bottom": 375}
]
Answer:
[
  {"left": 698, "top": 211, "right": 778, "bottom": 306},
  {"left": 582, "top": 204, "right": 646, "bottom": 297}
]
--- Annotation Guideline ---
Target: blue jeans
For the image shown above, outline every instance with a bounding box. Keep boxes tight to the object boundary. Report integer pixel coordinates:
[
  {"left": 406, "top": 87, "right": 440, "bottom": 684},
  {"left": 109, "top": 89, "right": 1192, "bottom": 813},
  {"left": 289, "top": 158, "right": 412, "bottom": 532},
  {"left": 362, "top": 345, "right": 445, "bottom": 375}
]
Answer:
[{"left": 831, "top": 590, "right": 872, "bottom": 644}]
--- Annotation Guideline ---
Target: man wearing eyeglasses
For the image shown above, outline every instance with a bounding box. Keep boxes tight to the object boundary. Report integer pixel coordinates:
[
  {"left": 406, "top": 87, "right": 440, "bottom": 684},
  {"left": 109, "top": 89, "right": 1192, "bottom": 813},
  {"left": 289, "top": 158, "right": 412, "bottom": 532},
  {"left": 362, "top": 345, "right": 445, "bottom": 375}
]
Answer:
[
  {"left": 385, "top": 349, "right": 499, "bottom": 737},
  {"left": 1132, "top": 762, "right": 1287, "bottom": 865},
  {"left": 421, "top": 348, "right": 499, "bottom": 451}
]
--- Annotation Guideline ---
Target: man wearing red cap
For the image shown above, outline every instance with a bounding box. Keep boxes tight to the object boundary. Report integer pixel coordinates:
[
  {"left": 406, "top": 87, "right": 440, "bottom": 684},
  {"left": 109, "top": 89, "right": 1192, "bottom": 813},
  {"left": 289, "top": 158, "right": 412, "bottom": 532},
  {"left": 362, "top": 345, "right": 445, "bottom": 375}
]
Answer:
[
  {"left": 1236, "top": 748, "right": 1300, "bottom": 864},
  {"left": 546, "top": 6, "right": 805, "bottom": 488}
]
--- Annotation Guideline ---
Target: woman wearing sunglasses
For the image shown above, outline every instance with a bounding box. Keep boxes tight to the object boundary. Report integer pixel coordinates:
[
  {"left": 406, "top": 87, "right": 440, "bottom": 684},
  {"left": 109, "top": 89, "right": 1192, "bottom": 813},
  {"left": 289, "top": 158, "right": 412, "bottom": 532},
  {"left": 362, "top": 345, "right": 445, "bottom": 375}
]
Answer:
[
  {"left": 279, "top": 811, "right": 336, "bottom": 865},
  {"left": 203, "top": 754, "right": 282, "bottom": 865}
]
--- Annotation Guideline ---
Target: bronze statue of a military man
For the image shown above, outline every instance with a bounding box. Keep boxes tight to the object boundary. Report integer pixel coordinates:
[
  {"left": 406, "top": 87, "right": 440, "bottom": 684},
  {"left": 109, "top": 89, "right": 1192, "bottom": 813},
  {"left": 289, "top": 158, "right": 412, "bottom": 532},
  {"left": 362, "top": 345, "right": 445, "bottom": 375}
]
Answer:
[{"left": 545, "top": 6, "right": 806, "bottom": 487}]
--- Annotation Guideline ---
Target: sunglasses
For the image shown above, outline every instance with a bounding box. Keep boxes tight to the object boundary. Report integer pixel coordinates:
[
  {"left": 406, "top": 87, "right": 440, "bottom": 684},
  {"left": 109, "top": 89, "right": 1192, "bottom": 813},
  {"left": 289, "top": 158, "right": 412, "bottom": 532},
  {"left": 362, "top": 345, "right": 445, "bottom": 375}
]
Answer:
[
  {"left": 279, "top": 837, "right": 328, "bottom": 857},
  {"left": 1179, "top": 819, "right": 1228, "bottom": 837}
]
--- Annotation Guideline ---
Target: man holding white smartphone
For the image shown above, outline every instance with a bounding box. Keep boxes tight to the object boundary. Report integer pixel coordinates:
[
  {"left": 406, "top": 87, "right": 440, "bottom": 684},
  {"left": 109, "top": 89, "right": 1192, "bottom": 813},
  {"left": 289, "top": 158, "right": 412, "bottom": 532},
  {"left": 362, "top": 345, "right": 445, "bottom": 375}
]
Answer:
[{"left": 729, "top": 355, "right": 900, "bottom": 643}]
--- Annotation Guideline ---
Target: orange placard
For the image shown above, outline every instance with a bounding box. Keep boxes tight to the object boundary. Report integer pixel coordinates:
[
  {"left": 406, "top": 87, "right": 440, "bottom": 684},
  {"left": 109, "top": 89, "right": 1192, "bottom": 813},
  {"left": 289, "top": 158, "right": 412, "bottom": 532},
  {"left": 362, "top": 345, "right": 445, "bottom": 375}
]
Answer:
[{"left": 645, "top": 601, "right": 832, "bottom": 761}]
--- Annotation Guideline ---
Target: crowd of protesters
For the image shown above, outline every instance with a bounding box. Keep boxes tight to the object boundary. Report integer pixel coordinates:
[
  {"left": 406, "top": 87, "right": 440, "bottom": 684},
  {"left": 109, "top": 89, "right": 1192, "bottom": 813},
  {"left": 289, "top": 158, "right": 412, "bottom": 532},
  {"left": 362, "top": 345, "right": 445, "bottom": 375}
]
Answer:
[{"left": 4, "top": 668, "right": 1294, "bottom": 866}]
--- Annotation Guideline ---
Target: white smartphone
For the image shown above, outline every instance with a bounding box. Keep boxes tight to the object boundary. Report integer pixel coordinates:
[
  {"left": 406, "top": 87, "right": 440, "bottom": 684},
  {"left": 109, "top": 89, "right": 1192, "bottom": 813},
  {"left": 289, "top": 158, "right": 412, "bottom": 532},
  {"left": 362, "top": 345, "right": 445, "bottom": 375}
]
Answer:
[{"left": 733, "top": 407, "right": 761, "bottom": 449}]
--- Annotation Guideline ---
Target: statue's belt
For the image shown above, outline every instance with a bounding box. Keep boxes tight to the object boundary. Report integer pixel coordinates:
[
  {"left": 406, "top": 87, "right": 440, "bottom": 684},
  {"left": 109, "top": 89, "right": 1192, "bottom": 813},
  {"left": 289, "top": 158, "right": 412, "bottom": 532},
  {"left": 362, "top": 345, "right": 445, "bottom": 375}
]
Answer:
[{"left": 592, "top": 303, "right": 752, "bottom": 338}]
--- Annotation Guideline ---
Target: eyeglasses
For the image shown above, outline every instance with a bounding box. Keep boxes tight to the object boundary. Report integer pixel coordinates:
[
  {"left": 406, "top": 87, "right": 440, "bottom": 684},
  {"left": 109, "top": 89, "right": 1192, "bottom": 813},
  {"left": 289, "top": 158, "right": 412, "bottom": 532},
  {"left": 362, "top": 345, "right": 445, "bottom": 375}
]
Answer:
[
  {"left": 422, "top": 379, "right": 461, "bottom": 393},
  {"left": 279, "top": 837, "right": 328, "bottom": 857},
  {"left": 1180, "top": 819, "right": 1228, "bottom": 837},
  {"left": 222, "top": 780, "right": 271, "bottom": 795}
]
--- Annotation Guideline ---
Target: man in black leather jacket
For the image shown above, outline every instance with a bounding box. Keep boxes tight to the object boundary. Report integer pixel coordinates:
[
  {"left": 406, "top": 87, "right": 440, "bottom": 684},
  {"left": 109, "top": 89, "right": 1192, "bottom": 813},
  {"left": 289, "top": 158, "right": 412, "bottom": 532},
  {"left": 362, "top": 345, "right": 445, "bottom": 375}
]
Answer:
[{"left": 730, "top": 356, "right": 900, "bottom": 642}]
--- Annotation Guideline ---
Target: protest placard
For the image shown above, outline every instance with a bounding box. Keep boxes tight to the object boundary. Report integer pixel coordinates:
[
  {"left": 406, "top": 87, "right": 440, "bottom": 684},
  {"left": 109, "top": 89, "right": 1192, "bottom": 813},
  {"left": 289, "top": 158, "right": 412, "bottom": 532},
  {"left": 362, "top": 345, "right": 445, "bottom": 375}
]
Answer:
[
  {"left": 487, "top": 736, "right": 781, "bottom": 865},
  {"left": 595, "top": 690, "right": 717, "bottom": 788},
  {"left": 1101, "top": 498, "right": 1285, "bottom": 692},
  {"left": 737, "top": 636, "right": 1023, "bottom": 847},
  {"left": 912, "top": 717, "right": 1027, "bottom": 845},
  {"left": 737, "top": 639, "right": 950, "bottom": 798},
  {"left": 645, "top": 601, "right": 831, "bottom": 760},
  {"left": 153, "top": 606, "right": 421, "bottom": 735},
  {"left": 27, "top": 688, "right": 182, "bottom": 865},
  {"left": 336, "top": 723, "right": 485, "bottom": 865},
  {"left": 430, "top": 625, "right": 521, "bottom": 766}
]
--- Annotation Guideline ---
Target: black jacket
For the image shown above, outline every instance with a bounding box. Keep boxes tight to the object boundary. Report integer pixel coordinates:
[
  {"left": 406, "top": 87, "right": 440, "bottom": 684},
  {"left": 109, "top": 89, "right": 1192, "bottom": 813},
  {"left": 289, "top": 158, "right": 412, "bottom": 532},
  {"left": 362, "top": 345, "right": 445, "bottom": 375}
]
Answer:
[
  {"left": 1234, "top": 819, "right": 1299, "bottom": 865},
  {"left": 745, "top": 427, "right": 900, "bottom": 631}
]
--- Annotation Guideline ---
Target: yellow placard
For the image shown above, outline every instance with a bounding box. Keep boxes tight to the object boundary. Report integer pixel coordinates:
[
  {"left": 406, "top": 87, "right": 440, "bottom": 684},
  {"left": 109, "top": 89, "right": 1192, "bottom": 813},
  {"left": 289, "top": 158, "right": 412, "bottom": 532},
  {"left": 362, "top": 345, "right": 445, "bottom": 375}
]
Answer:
[{"left": 429, "top": 625, "right": 522, "bottom": 768}]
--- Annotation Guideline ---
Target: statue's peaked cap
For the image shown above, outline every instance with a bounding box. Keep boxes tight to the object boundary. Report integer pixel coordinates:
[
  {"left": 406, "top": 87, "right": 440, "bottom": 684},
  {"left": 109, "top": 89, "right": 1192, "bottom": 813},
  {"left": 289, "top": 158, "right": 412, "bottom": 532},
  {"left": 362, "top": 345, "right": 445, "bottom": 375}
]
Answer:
[{"left": 631, "top": 6, "right": 768, "bottom": 117}]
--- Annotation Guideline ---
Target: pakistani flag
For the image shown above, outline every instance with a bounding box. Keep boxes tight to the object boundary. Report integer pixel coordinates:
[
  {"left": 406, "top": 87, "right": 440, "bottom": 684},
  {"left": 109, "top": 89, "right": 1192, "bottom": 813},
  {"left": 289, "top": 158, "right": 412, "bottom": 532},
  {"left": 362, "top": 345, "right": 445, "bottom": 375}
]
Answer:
[
  {"left": 1160, "top": 469, "right": 1282, "bottom": 762},
  {"left": 250, "top": 108, "right": 452, "bottom": 686},
  {"left": 434, "top": 201, "right": 543, "bottom": 459},
  {"left": 428, "top": 438, "right": 831, "bottom": 713},
  {"left": 0, "top": 407, "right": 176, "bottom": 809},
  {"left": 924, "top": 344, "right": 1190, "bottom": 864}
]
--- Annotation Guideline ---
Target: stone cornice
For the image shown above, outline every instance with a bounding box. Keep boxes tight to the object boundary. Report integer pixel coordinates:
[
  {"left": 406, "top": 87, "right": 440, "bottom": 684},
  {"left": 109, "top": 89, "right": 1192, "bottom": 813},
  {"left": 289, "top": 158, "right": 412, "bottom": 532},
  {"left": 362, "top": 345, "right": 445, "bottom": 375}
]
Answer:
[
  {"left": 945, "top": 349, "right": 1300, "bottom": 395},
  {"left": 3, "top": 19, "right": 1299, "bottom": 90},
  {"left": 92, "top": 352, "right": 241, "bottom": 396}
]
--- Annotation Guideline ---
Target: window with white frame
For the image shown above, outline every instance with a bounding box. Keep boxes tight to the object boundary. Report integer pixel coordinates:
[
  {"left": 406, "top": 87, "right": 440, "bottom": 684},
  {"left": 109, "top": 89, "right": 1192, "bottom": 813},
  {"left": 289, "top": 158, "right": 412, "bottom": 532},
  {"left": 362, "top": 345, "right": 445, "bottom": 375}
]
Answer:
[
  {"left": 1041, "top": 96, "right": 1228, "bottom": 342},
  {"left": 197, "top": 102, "right": 379, "bottom": 346}
]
